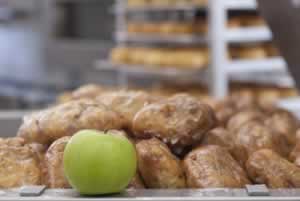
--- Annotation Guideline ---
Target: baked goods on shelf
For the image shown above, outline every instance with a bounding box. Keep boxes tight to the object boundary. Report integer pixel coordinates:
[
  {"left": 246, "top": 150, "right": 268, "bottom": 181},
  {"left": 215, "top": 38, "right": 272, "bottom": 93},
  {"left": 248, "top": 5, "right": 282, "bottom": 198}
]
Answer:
[
  {"left": 110, "top": 42, "right": 280, "bottom": 71},
  {"left": 17, "top": 99, "right": 125, "bottom": 145},
  {"left": 136, "top": 138, "right": 186, "bottom": 188},
  {"left": 231, "top": 121, "right": 289, "bottom": 167},
  {"left": 228, "top": 15, "right": 266, "bottom": 28},
  {"left": 110, "top": 47, "right": 209, "bottom": 70},
  {"left": 45, "top": 136, "right": 71, "bottom": 188},
  {"left": 133, "top": 94, "right": 217, "bottom": 149},
  {"left": 97, "top": 91, "right": 157, "bottom": 130},
  {"left": 126, "top": 15, "right": 266, "bottom": 36},
  {"left": 0, "top": 83, "right": 298, "bottom": 189},
  {"left": 127, "top": 21, "right": 208, "bottom": 36},
  {"left": 0, "top": 137, "right": 44, "bottom": 188},
  {"left": 246, "top": 149, "right": 300, "bottom": 188},
  {"left": 230, "top": 45, "right": 268, "bottom": 60},
  {"left": 183, "top": 145, "right": 251, "bottom": 188},
  {"left": 127, "top": 0, "right": 208, "bottom": 8},
  {"left": 229, "top": 43, "right": 281, "bottom": 60}
]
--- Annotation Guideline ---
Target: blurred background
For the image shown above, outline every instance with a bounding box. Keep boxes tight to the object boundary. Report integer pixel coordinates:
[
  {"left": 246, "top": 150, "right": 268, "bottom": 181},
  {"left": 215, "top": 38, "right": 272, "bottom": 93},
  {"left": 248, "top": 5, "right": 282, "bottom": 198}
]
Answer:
[{"left": 0, "top": 0, "right": 297, "bottom": 111}]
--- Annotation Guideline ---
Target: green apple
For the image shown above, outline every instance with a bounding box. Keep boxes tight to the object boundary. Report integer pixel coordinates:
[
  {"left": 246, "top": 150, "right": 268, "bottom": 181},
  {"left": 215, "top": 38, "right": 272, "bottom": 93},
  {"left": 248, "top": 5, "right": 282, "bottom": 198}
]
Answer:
[{"left": 63, "top": 130, "right": 137, "bottom": 195}]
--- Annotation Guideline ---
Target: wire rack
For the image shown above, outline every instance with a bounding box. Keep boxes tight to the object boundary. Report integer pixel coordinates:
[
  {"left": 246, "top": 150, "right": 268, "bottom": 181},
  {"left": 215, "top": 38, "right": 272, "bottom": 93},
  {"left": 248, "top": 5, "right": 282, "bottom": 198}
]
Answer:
[{"left": 95, "top": 0, "right": 293, "bottom": 98}]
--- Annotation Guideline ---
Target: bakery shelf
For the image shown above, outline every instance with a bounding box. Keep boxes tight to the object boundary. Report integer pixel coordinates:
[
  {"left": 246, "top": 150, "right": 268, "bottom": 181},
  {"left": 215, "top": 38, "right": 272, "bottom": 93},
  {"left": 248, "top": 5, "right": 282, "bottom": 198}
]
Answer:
[
  {"left": 225, "top": 0, "right": 257, "bottom": 10},
  {"left": 227, "top": 27, "right": 272, "bottom": 43},
  {"left": 3, "top": 188, "right": 300, "bottom": 200},
  {"left": 116, "top": 32, "right": 208, "bottom": 46},
  {"left": 230, "top": 73, "right": 294, "bottom": 88},
  {"left": 228, "top": 57, "right": 294, "bottom": 87},
  {"left": 95, "top": 60, "right": 208, "bottom": 84},
  {"left": 277, "top": 97, "right": 300, "bottom": 119},
  {"left": 228, "top": 57, "right": 287, "bottom": 74},
  {"left": 114, "top": 4, "right": 206, "bottom": 13}
]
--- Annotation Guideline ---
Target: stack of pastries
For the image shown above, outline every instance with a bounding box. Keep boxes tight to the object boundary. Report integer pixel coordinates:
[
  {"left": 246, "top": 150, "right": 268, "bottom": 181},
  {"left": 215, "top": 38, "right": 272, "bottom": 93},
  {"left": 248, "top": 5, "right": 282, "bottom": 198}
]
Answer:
[
  {"left": 2, "top": 84, "right": 300, "bottom": 189},
  {"left": 126, "top": 15, "right": 266, "bottom": 36},
  {"left": 127, "top": 0, "right": 208, "bottom": 7},
  {"left": 110, "top": 43, "right": 280, "bottom": 70},
  {"left": 110, "top": 47, "right": 209, "bottom": 70},
  {"left": 230, "top": 43, "right": 281, "bottom": 60}
]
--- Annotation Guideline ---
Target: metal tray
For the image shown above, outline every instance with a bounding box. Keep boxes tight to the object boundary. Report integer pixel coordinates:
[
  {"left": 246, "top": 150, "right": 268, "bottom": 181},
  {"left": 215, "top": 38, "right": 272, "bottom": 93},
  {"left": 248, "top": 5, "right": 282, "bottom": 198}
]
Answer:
[
  {"left": 2, "top": 188, "right": 300, "bottom": 201},
  {"left": 116, "top": 32, "right": 208, "bottom": 46},
  {"left": 94, "top": 60, "right": 208, "bottom": 84}
]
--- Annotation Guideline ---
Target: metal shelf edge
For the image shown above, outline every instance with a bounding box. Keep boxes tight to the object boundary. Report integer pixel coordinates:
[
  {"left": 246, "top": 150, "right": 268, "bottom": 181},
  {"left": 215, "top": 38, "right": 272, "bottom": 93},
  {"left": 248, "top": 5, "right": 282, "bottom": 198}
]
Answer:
[{"left": 227, "top": 27, "right": 273, "bottom": 43}]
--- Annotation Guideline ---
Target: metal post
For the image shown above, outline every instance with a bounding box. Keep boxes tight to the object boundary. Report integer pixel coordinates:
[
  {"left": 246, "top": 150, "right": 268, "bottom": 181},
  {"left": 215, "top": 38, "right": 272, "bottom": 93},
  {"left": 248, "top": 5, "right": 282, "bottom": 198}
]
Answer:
[
  {"left": 115, "top": 0, "right": 129, "bottom": 88},
  {"left": 208, "top": 0, "right": 228, "bottom": 98}
]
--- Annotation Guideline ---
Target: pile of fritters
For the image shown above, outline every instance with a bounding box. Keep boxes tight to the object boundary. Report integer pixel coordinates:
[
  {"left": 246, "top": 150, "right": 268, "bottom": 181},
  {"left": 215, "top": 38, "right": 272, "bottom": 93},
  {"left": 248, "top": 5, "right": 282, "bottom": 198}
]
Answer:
[{"left": 2, "top": 84, "right": 300, "bottom": 189}]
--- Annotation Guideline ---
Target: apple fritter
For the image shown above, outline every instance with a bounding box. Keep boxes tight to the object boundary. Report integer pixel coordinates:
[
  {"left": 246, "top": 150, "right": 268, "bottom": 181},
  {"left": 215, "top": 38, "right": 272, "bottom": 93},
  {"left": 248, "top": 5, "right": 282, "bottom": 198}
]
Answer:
[
  {"left": 17, "top": 99, "right": 125, "bottom": 145},
  {"left": 265, "top": 109, "right": 299, "bottom": 148},
  {"left": 246, "top": 149, "right": 300, "bottom": 188},
  {"left": 56, "top": 84, "right": 106, "bottom": 103},
  {"left": 45, "top": 136, "right": 71, "bottom": 188},
  {"left": 290, "top": 142, "right": 300, "bottom": 167},
  {"left": 214, "top": 99, "right": 238, "bottom": 126},
  {"left": 227, "top": 110, "right": 266, "bottom": 133},
  {"left": 72, "top": 84, "right": 104, "bottom": 99},
  {"left": 0, "top": 138, "right": 43, "bottom": 188},
  {"left": 127, "top": 173, "right": 145, "bottom": 189},
  {"left": 98, "top": 91, "right": 157, "bottom": 130},
  {"left": 136, "top": 138, "right": 186, "bottom": 188},
  {"left": 133, "top": 94, "right": 217, "bottom": 148},
  {"left": 183, "top": 145, "right": 250, "bottom": 188},
  {"left": 201, "top": 127, "right": 234, "bottom": 150},
  {"left": 232, "top": 121, "right": 288, "bottom": 167}
]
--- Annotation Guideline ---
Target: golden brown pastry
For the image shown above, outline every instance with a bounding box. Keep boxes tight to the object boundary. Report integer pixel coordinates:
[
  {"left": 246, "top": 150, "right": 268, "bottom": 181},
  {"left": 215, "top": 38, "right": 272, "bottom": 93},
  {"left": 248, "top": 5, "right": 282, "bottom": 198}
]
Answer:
[
  {"left": 230, "top": 45, "right": 267, "bottom": 60},
  {"left": 97, "top": 91, "right": 157, "bottom": 130},
  {"left": 290, "top": 142, "right": 300, "bottom": 167},
  {"left": 183, "top": 145, "right": 250, "bottom": 188},
  {"left": 228, "top": 17, "right": 242, "bottom": 28},
  {"left": 136, "top": 138, "right": 186, "bottom": 188},
  {"left": 127, "top": 173, "right": 145, "bottom": 189},
  {"left": 246, "top": 149, "right": 300, "bottom": 188},
  {"left": 241, "top": 15, "right": 266, "bottom": 27},
  {"left": 214, "top": 99, "right": 238, "bottom": 126},
  {"left": 227, "top": 110, "right": 266, "bottom": 133},
  {"left": 232, "top": 121, "right": 288, "bottom": 167},
  {"left": 17, "top": 99, "right": 125, "bottom": 145},
  {"left": 201, "top": 127, "right": 234, "bottom": 150},
  {"left": 45, "top": 136, "right": 71, "bottom": 188},
  {"left": 57, "top": 92, "right": 73, "bottom": 104},
  {"left": 0, "top": 137, "right": 26, "bottom": 146},
  {"left": 71, "top": 84, "right": 106, "bottom": 100},
  {"left": 0, "top": 138, "right": 43, "bottom": 188},
  {"left": 111, "top": 47, "right": 131, "bottom": 64},
  {"left": 133, "top": 94, "right": 217, "bottom": 148},
  {"left": 265, "top": 109, "right": 299, "bottom": 148}
]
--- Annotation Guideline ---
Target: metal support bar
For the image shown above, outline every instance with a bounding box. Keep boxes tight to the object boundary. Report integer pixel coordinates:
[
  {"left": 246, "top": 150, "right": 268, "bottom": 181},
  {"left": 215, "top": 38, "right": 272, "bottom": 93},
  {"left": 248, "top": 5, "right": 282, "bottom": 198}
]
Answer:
[
  {"left": 208, "top": 0, "right": 228, "bottom": 98},
  {"left": 115, "top": 0, "right": 129, "bottom": 87}
]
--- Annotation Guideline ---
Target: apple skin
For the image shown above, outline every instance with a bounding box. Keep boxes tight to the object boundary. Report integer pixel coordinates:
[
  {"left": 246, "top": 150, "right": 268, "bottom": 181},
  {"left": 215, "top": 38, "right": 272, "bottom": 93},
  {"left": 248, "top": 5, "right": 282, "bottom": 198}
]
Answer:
[{"left": 63, "top": 130, "right": 137, "bottom": 195}]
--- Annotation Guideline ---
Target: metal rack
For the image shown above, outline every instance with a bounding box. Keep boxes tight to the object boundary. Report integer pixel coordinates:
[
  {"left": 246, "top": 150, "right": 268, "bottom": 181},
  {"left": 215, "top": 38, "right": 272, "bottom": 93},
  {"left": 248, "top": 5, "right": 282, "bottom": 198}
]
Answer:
[
  {"left": 97, "top": 0, "right": 227, "bottom": 98},
  {"left": 96, "top": 0, "right": 293, "bottom": 98},
  {"left": 223, "top": 0, "right": 293, "bottom": 88}
]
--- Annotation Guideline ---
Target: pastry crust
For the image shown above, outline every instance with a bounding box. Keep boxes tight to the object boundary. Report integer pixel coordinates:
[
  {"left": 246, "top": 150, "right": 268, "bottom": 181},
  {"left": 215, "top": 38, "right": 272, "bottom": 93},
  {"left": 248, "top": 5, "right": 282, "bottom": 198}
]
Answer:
[
  {"left": 183, "top": 145, "right": 250, "bottom": 188},
  {"left": 17, "top": 99, "right": 125, "bottom": 145},
  {"left": 0, "top": 138, "right": 43, "bottom": 188},
  {"left": 247, "top": 149, "right": 300, "bottom": 188},
  {"left": 136, "top": 138, "right": 186, "bottom": 188},
  {"left": 133, "top": 94, "right": 217, "bottom": 148},
  {"left": 45, "top": 137, "right": 71, "bottom": 188}
]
